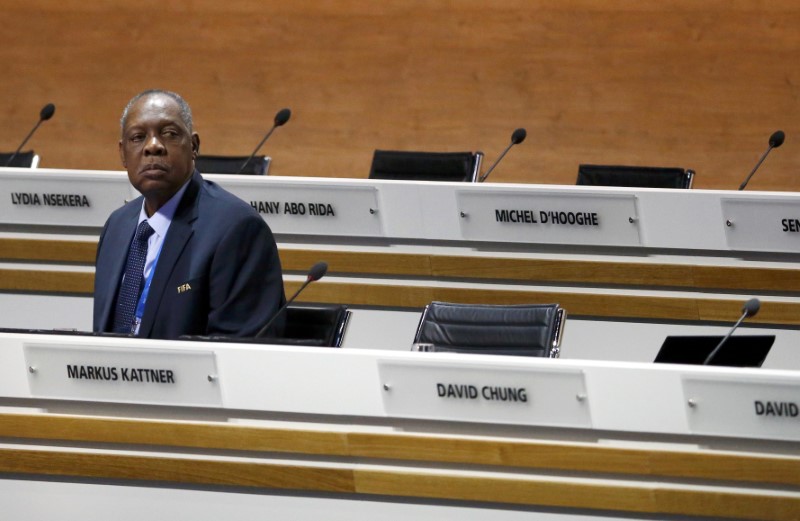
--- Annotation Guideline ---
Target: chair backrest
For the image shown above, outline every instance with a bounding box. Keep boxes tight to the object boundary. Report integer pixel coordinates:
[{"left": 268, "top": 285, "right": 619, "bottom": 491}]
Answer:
[
  {"left": 369, "top": 150, "right": 483, "bottom": 182},
  {"left": 280, "top": 304, "right": 351, "bottom": 347},
  {"left": 195, "top": 155, "right": 271, "bottom": 175},
  {"left": 413, "top": 301, "right": 566, "bottom": 357},
  {"left": 576, "top": 164, "right": 694, "bottom": 189},
  {"left": 0, "top": 151, "right": 39, "bottom": 168}
]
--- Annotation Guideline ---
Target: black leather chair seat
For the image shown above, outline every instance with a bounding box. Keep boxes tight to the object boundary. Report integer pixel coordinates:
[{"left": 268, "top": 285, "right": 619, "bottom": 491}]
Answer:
[
  {"left": 195, "top": 155, "right": 270, "bottom": 175},
  {"left": 577, "top": 164, "right": 694, "bottom": 189},
  {"left": 0, "top": 150, "right": 38, "bottom": 168},
  {"left": 369, "top": 150, "right": 483, "bottom": 182},
  {"left": 413, "top": 301, "right": 565, "bottom": 357}
]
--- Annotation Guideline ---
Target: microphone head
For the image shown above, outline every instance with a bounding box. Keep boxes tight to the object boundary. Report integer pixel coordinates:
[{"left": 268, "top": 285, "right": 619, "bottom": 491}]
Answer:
[
  {"left": 307, "top": 261, "right": 328, "bottom": 282},
  {"left": 511, "top": 128, "right": 527, "bottom": 145},
  {"left": 742, "top": 298, "right": 761, "bottom": 317},
  {"left": 274, "top": 108, "right": 292, "bottom": 127},
  {"left": 40, "top": 103, "right": 56, "bottom": 121},
  {"left": 769, "top": 130, "right": 785, "bottom": 148}
]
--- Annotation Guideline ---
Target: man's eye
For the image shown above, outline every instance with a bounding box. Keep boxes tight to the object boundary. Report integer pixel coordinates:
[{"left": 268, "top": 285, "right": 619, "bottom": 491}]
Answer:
[
  {"left": 163, "top": 129, "right": 179, "bottom": 137},
  {"left": 129, "top": 134, "right": 144, "bottom": 143}
]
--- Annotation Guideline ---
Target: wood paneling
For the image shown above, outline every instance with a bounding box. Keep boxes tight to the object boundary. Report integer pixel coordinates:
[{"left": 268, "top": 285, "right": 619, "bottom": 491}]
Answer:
[
  {"left": 0, "top": 238, "right": 97, "bottom": 263},
  {"left": 0, "top": 413, "right": 797, "bottom": 519},
  {"left": 1, "top": 1, "right": 799, "bottom": 190},
  {"left": 4, "top": 448, "right": 796, "bottom": 519},
  {"left": 353, "top": 470, "right": 798, "bottom": 521},
  {"left": 2, "top": 413, "right": 796, "bottom": 487},
  {"left": 294, "top": 280, "right": 800, "bottom": 325},
  {"left": 3, "top": 267, "right": 800, "bottom": 324},
  {"left": 0, "top": 448, "right": 355, "bottom": 493},
  {"left": 0, "top": 268, "right": 93, "bottom": 294},
  {"left": 5, "top": 239, "right": 800, "bottom": 294}
]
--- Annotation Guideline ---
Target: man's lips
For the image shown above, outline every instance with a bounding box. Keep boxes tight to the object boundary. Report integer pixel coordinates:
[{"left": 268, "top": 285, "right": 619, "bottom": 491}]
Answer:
[{"left": 139, "top": 163, "right": 169, "bottom": 175}]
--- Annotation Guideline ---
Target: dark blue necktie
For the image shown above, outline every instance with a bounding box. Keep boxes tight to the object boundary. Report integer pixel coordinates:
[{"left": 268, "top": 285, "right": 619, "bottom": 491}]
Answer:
[{"left": 112, "top": 220, "right": 155, "bottom": 333}]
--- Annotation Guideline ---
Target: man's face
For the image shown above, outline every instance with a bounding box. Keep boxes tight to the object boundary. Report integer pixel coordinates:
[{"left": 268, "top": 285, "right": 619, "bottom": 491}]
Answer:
[{"left": 119, "top": 94, "right": 199, "bottom": 213}]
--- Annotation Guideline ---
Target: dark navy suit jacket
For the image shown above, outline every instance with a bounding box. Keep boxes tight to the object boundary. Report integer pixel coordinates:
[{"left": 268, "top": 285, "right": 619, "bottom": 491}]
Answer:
[{"left": 93, "top": 171, "right": 285, "bottom": 339}]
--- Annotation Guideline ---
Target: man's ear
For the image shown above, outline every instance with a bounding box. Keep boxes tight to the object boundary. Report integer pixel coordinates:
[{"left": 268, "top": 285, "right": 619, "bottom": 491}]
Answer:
[
  {"left": 118, "top": 140, "right": 126, "bottom": 168},
  {"left": 191, "top": 133, "right": 200, "bottom": 159}
]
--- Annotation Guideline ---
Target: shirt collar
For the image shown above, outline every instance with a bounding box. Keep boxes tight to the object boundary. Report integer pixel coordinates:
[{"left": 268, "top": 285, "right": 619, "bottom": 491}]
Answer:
[{"left": 137, "top": 177, "right": 191, "bottom": 237}]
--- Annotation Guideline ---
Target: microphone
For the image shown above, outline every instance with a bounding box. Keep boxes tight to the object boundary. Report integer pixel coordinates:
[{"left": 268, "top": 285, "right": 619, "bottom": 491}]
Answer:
[
  {"left": 255, "top": 261, "right": 327, "bottom": 338},
  {"left": 478, "top": 128, "right": 527, "bottom": 182},
  {"left": 235, "top": 107, "right": 292, "bottom": 175},
  {"left": 703, "top": 298, "right": 761, "bottom": 365},
  {"left": 4, "top": 103, "right": 56, "bottom": 167},
  {"left": 738, "top": 130, "right": 785, "bottom": 190}
]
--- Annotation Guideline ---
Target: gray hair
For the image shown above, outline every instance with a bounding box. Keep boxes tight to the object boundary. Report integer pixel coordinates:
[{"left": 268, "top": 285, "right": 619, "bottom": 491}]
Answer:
[{"left": 120, "top": 89, "right": 193, "bottom": 136}]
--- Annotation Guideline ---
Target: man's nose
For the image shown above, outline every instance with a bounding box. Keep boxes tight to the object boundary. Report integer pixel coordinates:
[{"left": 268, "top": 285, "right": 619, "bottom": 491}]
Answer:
[{"left": 144, "top": 135, "right": 166, "bottom": 155}]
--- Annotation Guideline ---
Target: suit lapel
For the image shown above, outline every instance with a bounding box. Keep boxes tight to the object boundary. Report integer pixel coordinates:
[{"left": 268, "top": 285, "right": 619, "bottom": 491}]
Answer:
[
  {"left": 138, "top": 173, "right": 201, "bottom": 337},
  {"left": 98, "top": 205, "right": 139, "bottom": 331}
]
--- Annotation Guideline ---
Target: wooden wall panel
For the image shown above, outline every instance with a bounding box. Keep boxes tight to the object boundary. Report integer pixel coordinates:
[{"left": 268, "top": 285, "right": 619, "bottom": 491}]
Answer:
[
  {"left": 1, "top": 414, "right": 798, "bottom": 520},
  {"left": 1, "top": 1, "right": 799, "bottom": 190},
  {"left": 3, "top": 413, "right": 799, "bottom": 488}
]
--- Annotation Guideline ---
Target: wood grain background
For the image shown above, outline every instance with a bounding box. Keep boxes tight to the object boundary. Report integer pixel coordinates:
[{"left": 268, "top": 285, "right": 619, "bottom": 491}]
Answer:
[{"left": 2, "top": 1, "right": 799, "bottom": 190}]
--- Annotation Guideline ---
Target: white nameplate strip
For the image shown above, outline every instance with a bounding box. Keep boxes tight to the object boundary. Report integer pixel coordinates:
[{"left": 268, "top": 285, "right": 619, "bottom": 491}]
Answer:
[
  {"left": 682, "top": 375, "right": 800, "bottom": 442},
  {"left": 216, "top": 178, "right": 384, "bottom": 237},
  {"left": 721, "top": 197, "right": 800, "bottom": 252},
  {"left": 0, "top": 171, "right": 131, "bottom": 227},
  {"left": 379, "top": 360, "right": 591, "bottom": 428},
  {"left": 456, "top": 189, "right": 641, "bottom": 246},
  {"left": 24, "top": 344, "right": 222, "bottom": 407}
]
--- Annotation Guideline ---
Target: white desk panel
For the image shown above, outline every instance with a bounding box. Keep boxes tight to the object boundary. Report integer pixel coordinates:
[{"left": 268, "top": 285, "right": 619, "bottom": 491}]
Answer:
[
  {"left": 0, "top": 168, "right": 133, "bottom": 227},
  {"left": 4, "top": 167, "right": 800, "bottom": 255},
  {"left": 1, "top": 332, "right": 798, "bottom": 443}
]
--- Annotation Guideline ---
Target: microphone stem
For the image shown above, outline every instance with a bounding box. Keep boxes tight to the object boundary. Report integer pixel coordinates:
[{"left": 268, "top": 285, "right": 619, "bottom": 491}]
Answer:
[
  {"left": 479, "top": 141, "right": 514, "bottom": 183},
  {"left": 5, "top": 119, "right": 43, "bottom": 167},
  {"left": 236, "top": 125, "right": 277, "bottom": 175},
  {"left": 703, "top": 311, "right": 748, "bottom": 365},
  {"left": 739, "top": 145, "right": 773, "bottom": 190}
]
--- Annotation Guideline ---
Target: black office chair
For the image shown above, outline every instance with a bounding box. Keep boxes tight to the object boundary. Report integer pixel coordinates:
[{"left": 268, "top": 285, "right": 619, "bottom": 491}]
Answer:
[
  {"left": 0, "top": 151, "right": 39, "bottom": 168},
  {"left": 178, "top": 304, "right": 350, "bottom": 347},
  {"left": 195, "top": 155, "right": 271, "bottom": 175},
  {"left": 369, "top": 150, "right": 483, "bottom": 182},
  {"left": 276, "top": 304, "right": 351, "bottom": 347},
  {"left": 576, "top": 164, "right": 694, "bottom": 189},
  {"left": 412, "top": 301, "right": 566, "bottom": 357}
]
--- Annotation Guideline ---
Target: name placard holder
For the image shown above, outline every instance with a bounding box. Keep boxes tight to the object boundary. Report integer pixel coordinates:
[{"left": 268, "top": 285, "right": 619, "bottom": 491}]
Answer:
[
  {"left": 721, "top": 197, "right": 800, "bottom": 252},
  {"left": 24, "top": 344, "right": 222, "bottom": 407},
  {"left": 682, "top": 375, "right": 800, "bottom": 442},
  {"left": 0, "top": 170, "right": 131, "bottom": 227},
  {"left": 379, "top": 360, "right": 591, "bottom": 428},
  {"left": 456, "top": 189, "right": 641, "bottom": 246},
  {"left": 215, "top": 177, "right": 384, "bottom": 237}
]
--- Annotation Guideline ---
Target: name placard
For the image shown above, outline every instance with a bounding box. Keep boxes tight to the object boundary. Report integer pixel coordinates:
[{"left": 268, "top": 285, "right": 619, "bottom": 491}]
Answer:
[
  {"left": 682, "top": 375, "right": 800, "bottom": 442},
  {"left": 24, "top": 344, "right": 222, "bottom": 407},
  {"left": 215, "top": 178, "right": 384, "bottom": 237},
  {"left": 721, "top": 197, "right": 800, "bottom": 252},
  {"left": 456, "top": 189, "right": 641, "bottom": 246},
  {"left": 378, "top": 360, "right": 591, "bottom": 428},
  {"left": 0, "top": 170, "right": 131, "bottom": 227}
]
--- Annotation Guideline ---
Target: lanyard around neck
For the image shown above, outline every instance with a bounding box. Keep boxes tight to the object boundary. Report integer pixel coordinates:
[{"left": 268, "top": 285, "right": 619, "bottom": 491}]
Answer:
[{"left": 131, "top": 242, "right": 164, "bottom": 335}]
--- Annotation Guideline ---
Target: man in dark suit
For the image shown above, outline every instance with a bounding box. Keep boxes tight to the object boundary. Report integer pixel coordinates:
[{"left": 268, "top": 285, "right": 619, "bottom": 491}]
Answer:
[{"left": 93, "top": 89, "right": 285, "bottom": 339}]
